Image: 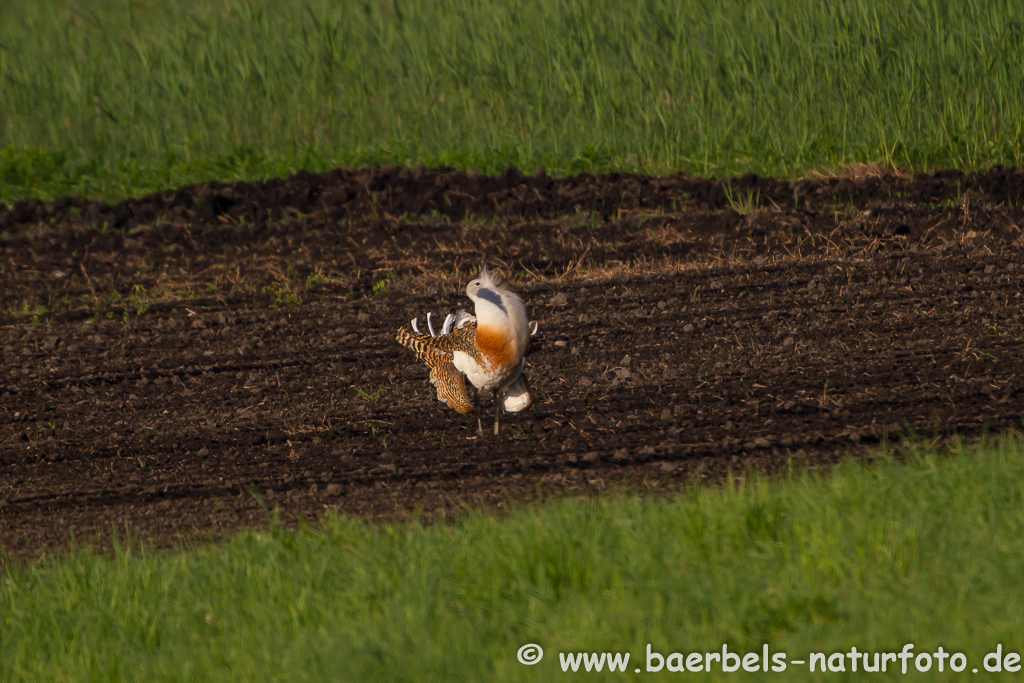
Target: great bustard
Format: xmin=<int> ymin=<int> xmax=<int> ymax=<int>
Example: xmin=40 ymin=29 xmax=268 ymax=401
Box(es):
xmin=396 ymin=269 xmax=537 ymax=436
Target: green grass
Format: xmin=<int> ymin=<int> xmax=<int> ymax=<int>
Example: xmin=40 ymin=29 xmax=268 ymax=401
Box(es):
xmin=4 ymin=435 xmax=1024 ymax=680
xmin=2 ymin=0 xmax=1024 ymax=202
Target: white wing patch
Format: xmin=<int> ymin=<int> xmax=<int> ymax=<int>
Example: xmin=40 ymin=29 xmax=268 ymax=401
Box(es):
xmin=499 ymin=374 xmax=531 ymax=413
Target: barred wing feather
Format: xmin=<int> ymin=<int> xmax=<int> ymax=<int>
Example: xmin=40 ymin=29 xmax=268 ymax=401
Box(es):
xmin=428 ymin=359 xmax=474 ymax=414
xmin=396 ymin=324 xmax=478 ymax=414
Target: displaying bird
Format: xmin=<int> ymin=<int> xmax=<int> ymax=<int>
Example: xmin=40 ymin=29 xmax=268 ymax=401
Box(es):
xmin=396 ymin=268 xmax=537 ymax=436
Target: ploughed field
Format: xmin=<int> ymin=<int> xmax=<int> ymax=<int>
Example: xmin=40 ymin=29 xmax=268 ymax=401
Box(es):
xmin=2 ymin=166 xmax=1023 ymax=554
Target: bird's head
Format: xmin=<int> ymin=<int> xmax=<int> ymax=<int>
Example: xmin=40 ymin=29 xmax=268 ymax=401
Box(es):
xmin=466 ymin=267 xmax=505 ymax=306
xmin=466 ymin=277 xmax=485 ymax=299
xmin=464 ymin=268 xmax=499 ymax=296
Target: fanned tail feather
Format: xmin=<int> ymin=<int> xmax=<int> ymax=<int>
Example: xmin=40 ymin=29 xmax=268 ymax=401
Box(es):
xmin=409 ymin=310 xmax=476 ymax=339
xmin=450 ymin=310 xmax=476 ymax=331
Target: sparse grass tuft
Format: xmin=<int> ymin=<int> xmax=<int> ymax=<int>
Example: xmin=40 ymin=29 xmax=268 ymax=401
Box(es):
xmin=354 ymin=385 xmax=384 ymax=402
xmin=263 ymin=281 xmax=302 ymax=307
xmin=372 ymin=273 xmax=395 ymax=295
xmin=305 ymin=273 xmax=328 ymax=287
xmin=722 ymin=185 xmax=761 ymax=215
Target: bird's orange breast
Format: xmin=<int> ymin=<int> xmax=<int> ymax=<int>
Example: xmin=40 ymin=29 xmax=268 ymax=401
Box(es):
xmin=475 ymin=325 xmax=519 ymax=373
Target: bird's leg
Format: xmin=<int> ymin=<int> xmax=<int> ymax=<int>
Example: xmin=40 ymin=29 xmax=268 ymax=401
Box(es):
xmin=489 ymin=387 xmax=501 ymax=436
xmin=475 ymin=389 xmax=484 ymax=438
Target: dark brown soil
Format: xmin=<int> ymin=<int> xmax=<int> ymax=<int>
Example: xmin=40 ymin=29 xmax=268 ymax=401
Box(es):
xmin=2 ymin=166 xmax=1023 ymax=556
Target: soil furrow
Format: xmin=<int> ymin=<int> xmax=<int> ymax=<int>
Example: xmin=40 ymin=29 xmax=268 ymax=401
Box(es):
xmin=2 ymin=166 xmax=1023 ymax=554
